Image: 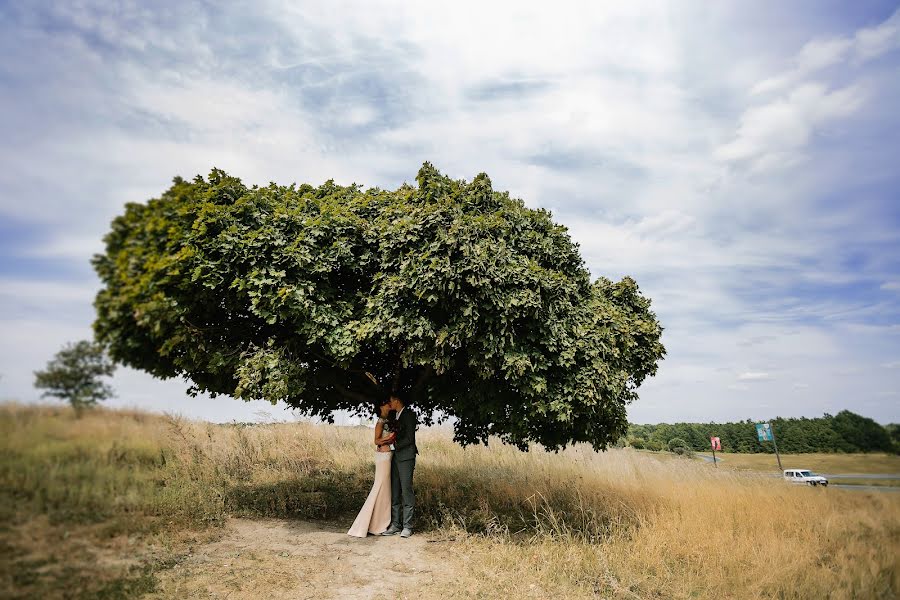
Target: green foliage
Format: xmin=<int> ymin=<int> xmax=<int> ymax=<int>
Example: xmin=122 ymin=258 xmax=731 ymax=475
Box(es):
xmin=645 ymin=439 xmax=664 ymax=452
xmin=830 ymin=411 xmax=894 ymax=453
xmin=667 ymin=437 xmax=689 ymax=452
xmin=33 ymin=341 xmax=115 ymax=415
xmin=91 ymin=164 xmax=665 ymax=450
xmin=666 ymin=436 xmax=695 ymax=457
xmin=886 ymin=424 xmax=900 ymax=453
xmin=628 ymin=410 xmax=895 ymax=454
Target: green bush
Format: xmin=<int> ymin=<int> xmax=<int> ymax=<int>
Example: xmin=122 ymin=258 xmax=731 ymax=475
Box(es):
xmin=672 ymin=446 xmax=695 ymax=458
xmin=667 ymin=438 xmax=689 ymax=452
xmin=645 ymin=440 xmax=664 ymax=452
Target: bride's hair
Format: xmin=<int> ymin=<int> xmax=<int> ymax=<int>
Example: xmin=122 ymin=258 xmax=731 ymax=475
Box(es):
xmin=371 ymin=402 xmax=384 ymax=417
xmin=372 ymin=390 xmax=394 ymax=416
xmin=385 ymin=409 xmax=399 ymax=432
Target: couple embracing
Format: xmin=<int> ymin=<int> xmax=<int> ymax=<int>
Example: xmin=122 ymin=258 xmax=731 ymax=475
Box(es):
xmin=347 ymin=392 xmax=418 ymax=539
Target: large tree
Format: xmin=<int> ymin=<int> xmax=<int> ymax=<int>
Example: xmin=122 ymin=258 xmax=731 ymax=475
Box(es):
xmin=92 ymin=163 xmax=664 ymax=449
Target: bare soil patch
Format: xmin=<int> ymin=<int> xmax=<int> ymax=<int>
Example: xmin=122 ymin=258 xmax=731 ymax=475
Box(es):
xmin=147 ymin=518 xmax=457 ymax=599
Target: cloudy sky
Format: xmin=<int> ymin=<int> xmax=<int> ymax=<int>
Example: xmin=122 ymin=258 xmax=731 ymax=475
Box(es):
xmin=1 ymin=1 xmax=899 ymax=425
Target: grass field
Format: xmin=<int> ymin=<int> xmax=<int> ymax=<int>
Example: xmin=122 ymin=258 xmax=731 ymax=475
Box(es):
xmin=2 ymin=402 xmax=899 ymax=599
xmin=697 ymin=451 xmax=900 ymax=475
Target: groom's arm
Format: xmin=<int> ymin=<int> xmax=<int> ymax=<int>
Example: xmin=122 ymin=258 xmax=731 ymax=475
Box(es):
xmin=393 ymin=409 xmax=417 ymax=451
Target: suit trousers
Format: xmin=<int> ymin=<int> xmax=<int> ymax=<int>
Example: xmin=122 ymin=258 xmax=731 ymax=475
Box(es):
xmin=390 ymin=457 xmax=415 ymax=530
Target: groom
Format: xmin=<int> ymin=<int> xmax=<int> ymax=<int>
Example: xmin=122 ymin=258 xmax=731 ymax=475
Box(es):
xmin=382 ymin=392 xmax=417 ymax=538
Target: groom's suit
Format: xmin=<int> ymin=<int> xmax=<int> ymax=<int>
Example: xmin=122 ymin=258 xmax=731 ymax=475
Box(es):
xmin=390 ymin=406 xmax=418 ymax=530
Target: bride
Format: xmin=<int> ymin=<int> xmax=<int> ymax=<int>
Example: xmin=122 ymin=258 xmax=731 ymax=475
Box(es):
xmin=347 ymin=398 xmax=397 ymax=537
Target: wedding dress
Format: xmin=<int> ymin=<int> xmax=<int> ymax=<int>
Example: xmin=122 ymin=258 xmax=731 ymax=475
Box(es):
xmin=347 ymin=420 xmax=393 ymax=537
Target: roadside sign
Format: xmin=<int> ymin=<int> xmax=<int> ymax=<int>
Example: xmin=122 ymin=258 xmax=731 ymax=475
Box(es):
xmin=709 ymin=436 xmax=721 ymax=467
xmin=756 ymin=422 xmax=783 ymax=471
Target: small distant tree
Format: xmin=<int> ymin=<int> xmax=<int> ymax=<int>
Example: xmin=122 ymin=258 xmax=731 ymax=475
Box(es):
xmin=34 ymin=340 xmax=116 ymax=416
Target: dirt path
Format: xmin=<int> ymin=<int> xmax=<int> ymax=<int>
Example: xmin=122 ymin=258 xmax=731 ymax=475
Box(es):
xmin=147 ymin=518 xmax=458 ymax=599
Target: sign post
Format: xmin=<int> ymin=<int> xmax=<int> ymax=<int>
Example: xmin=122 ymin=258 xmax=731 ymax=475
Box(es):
xmin=756 ymin=422 xmax=783 ymax=471
xmin=709 ymin=436 xmax=721 ymax=467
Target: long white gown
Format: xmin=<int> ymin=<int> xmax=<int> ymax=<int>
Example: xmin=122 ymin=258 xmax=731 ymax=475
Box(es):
xmin=347 ymin=423 xmax=393 ymax=537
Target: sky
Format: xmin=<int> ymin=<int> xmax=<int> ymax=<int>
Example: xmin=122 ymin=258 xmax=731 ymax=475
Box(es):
xmin=1 ymin=1 xmax=899 ymax=425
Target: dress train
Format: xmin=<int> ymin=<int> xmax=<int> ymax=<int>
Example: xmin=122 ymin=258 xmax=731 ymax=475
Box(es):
xmin=347 ymin=451 xmax=393 ymax=537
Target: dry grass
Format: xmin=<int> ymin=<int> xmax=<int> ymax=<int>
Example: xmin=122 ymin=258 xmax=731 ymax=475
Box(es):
xmin=2 ymin=402 xmax=898 ymax=599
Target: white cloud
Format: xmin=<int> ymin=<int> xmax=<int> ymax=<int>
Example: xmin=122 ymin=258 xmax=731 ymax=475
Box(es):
xmin=720 ymin=9 xmax=900 ymax=172
xmin=843 ymin=323 xmax=900 ymax=335
xmin=1 ymin=1 xmax=899 ymax=426
xmin=752 ymin=8 xmax=900 ymax=94
xmin=716 ymin=83 xmax=864 ymax=169
xmin=0 ymin=278 xmax=98 ymax=305
xmin=854 ymin=8 xmax=900 ymax=61
xmin=18 ymin=236 xmax=105 ymax=262
xmin=737 ymin=372 xmax=772 ymax=381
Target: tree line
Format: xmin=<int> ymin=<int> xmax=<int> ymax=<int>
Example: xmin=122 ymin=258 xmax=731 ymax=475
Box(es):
xmin=627 ymin=410 xmax=899 ymax=454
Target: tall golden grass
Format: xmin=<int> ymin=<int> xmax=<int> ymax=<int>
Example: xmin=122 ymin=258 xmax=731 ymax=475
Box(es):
xmin=2 ymin=402 xmax=898 ymax=599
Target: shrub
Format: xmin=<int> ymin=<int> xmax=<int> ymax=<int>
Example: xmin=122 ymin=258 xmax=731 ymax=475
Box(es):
xmin=667 ymin=437 xmax=689 ymax=452
xmin=645 ymin=440 xmax=664 ymax=452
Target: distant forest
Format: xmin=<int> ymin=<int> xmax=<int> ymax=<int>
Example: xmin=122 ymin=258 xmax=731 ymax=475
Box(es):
xmin=627 ymin=411 xmax=899 ymax=454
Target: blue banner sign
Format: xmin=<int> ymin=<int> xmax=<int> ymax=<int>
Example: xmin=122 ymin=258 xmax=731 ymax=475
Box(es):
xmin=756 ymin=422 xmax=774 ymax=442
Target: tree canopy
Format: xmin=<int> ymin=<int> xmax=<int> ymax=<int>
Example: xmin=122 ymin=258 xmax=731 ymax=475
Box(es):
xmin=92 ymin=163 xmax=665 ymax=449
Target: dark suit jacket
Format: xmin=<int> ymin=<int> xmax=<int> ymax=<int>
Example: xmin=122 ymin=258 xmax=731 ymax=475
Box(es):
xmin=393 ymin=406 xmax=418 ymax=462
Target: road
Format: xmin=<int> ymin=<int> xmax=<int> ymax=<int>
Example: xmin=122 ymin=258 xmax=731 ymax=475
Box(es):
xmin=819 ymin=473 xmax=900 ymax=479
xmin=830 ymin=484 xmax=900 ymax=492
xmin=693 ymin=455 xmax=900 ymax=492
xmin=697 ymin=454 xmax=722 ymax=463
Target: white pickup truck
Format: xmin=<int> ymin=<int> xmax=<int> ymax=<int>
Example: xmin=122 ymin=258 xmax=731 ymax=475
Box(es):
xmin=783 ymin=469 xmax=829 ymax=487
